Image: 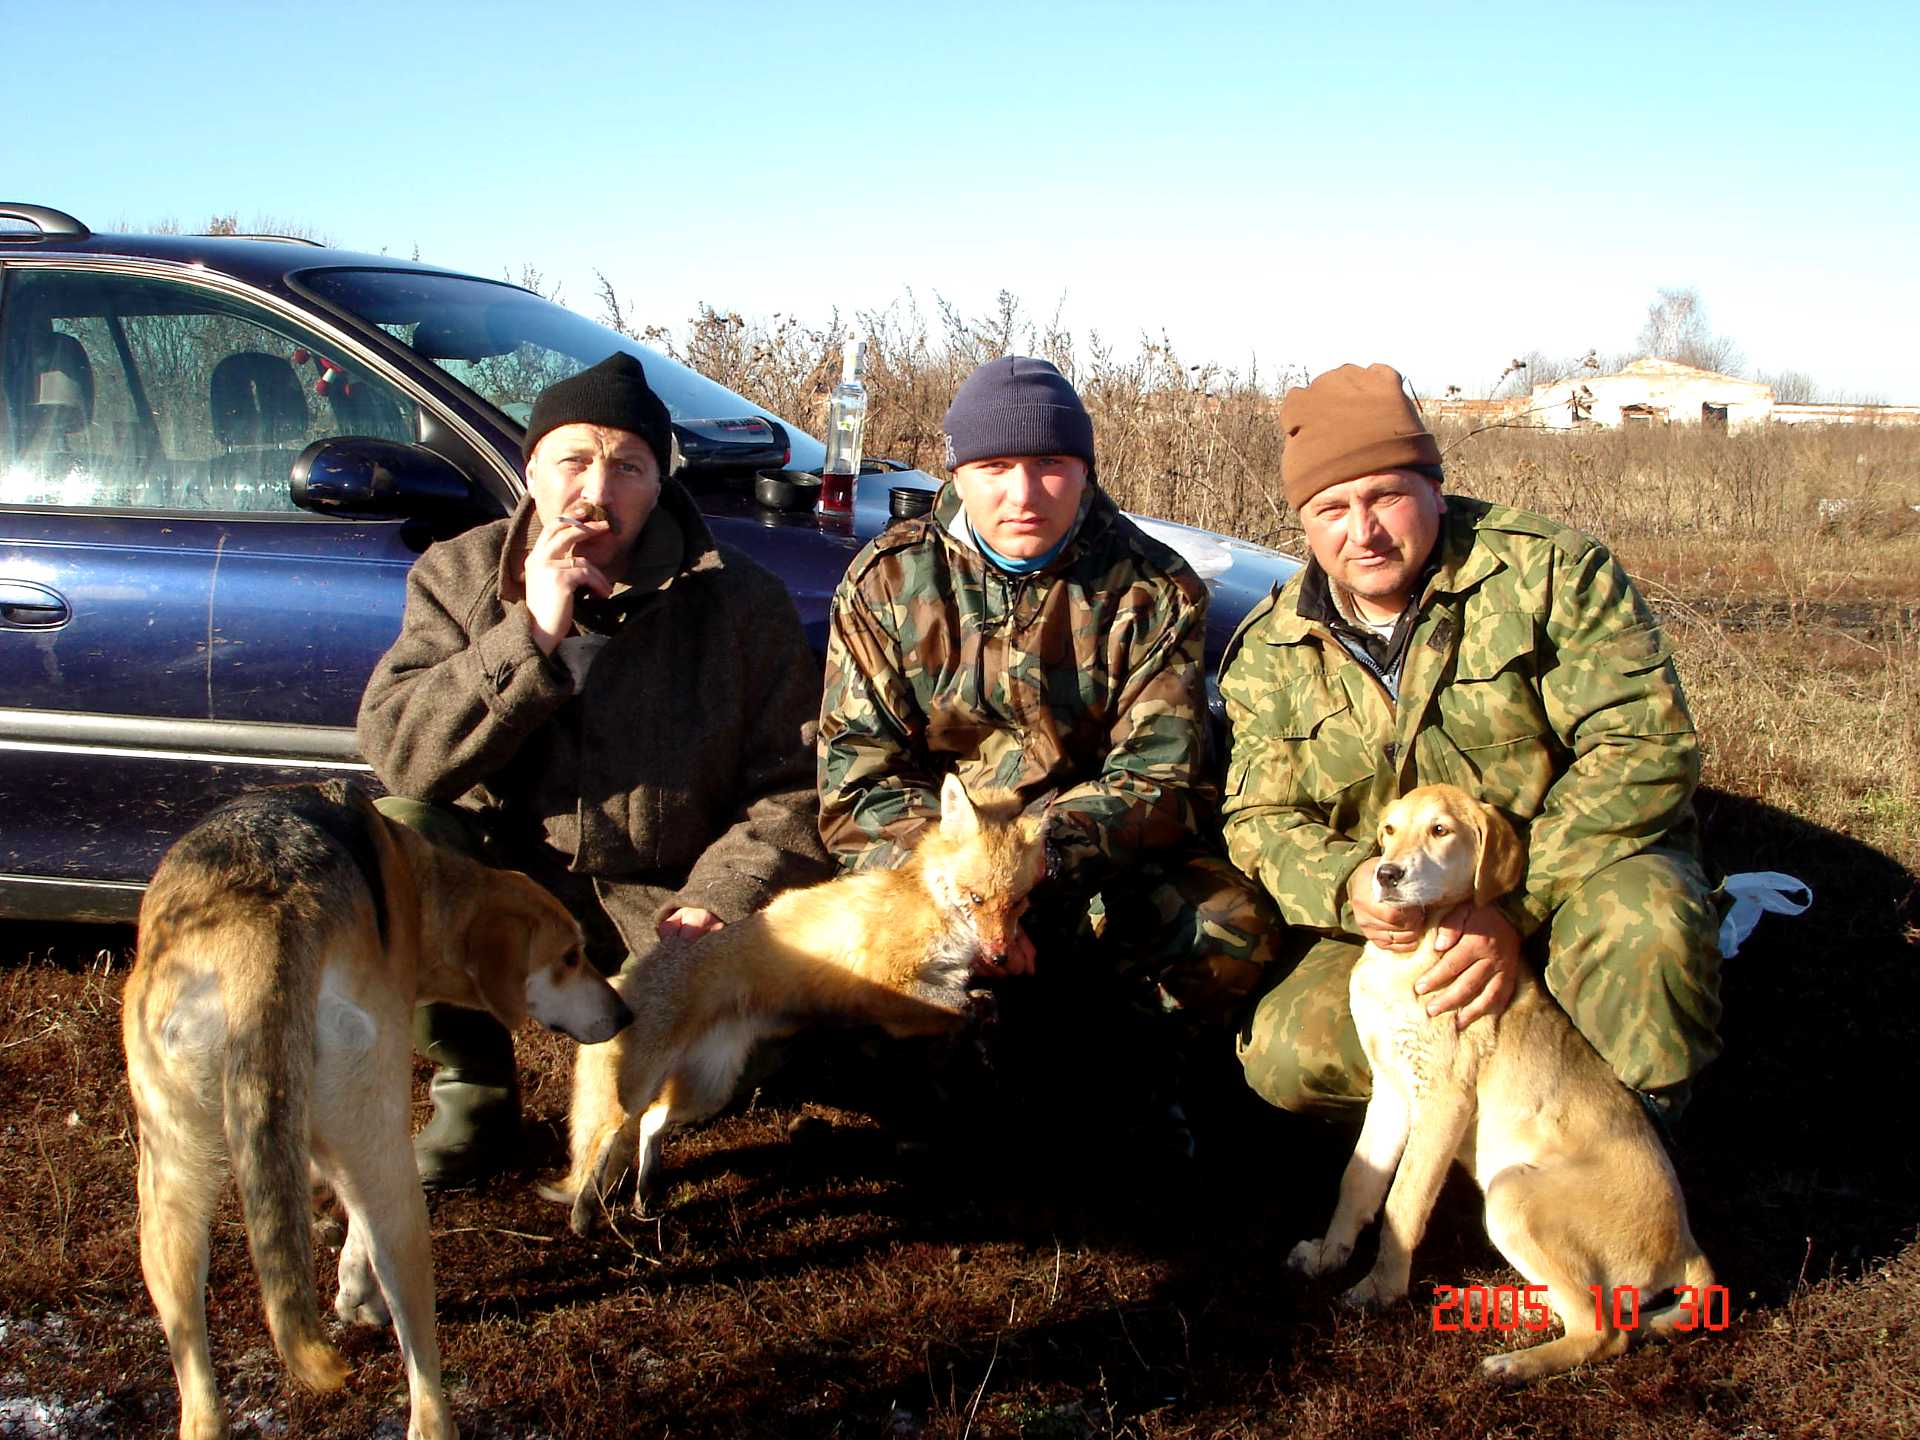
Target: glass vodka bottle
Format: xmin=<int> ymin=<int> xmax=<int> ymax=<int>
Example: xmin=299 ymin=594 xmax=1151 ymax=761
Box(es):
xmin=817 ymin=333 xmax=867 ymax=516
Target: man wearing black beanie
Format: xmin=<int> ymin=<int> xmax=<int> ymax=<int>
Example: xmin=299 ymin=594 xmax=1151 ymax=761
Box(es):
xmin=817 ymin=356 xmax=1279 ymax=1156
xmin=358 ymin=352 xmax=828 ymax=1186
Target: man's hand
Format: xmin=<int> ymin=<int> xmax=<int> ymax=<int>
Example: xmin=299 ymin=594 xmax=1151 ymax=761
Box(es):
xmin=1348 ymin=858 xmax=1425 ymax=952
xmin=524 ymin=514 xmax=615 ymax=654
xmin=1416 ymin=902 xmax=1522 ymax=1030
xmin=658 ymin=907 xmax=725 ymax=942
xmin=975 ymin=921 xmax=1036 ymax=978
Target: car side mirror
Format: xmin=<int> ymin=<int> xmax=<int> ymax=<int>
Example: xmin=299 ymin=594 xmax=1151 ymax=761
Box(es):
xmin=291 ymin=437 xmax=476 ymax=518
xmin=673 ymin=417 xmax=789 ymax=481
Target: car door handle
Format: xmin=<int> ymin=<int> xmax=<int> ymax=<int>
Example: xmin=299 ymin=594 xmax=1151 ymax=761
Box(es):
xmin=0 ymin=580 xmax=71 ymax=629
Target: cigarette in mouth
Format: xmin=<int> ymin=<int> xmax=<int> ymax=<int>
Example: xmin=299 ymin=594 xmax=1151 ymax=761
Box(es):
xmin=556 ymin=501 xmax=608 ymax=530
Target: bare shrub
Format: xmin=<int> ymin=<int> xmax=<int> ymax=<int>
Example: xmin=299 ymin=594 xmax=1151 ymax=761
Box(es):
xmin=1436 ymin=420 xmax=1920 ymax=547
xmin=620 ymin=288 xmax=1304 ymax=546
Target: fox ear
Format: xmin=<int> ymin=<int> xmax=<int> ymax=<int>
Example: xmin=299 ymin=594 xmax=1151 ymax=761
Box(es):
xmin=938 ymin=772 xmax=979 ymax=839
xmin=467 ymin=910 xmax=531 ymax=1030
xmin=1020 ymin=813 xmax=1049 ymax=850
xmin=1471 ymin=801 xmax=1525 ymax=907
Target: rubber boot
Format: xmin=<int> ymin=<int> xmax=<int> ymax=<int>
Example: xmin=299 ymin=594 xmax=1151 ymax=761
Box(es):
xmin=413 ymin=1002 xmax=522 ymax=1190
xmin=1638 ymin=1080 xmax=1693 ymax=1153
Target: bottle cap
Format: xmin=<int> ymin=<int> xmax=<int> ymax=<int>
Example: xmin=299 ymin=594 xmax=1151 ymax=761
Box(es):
xmin=842 ymin=333 xmax=866 ymax=383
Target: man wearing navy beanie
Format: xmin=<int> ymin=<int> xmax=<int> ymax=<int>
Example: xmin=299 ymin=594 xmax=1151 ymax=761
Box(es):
xmin=818 ymin=355 xmax=1279 ymax=1156
xmin=942 ymin=356 xmax=1098 ymax=474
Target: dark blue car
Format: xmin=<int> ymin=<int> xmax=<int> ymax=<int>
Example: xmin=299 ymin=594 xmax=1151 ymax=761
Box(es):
xmin=0 ymin=203 xmax=1298 ymax=922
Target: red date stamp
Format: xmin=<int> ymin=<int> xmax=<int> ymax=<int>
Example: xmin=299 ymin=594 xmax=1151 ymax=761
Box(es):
xmin=1431 ymin=1283 xmax=1731 ymax=1332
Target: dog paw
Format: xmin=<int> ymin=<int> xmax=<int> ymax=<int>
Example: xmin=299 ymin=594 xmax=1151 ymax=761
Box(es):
xmin=1338 ymin=1271 xmax=1405 ymax=1312
xmin=334 ymin=1287 xmax=390 ymax=1329
xmin=334 ymin=1246 xmax=389 ymax=1327
xmin=568 ymin=1192 xmax=600 ymax=1239
xmin=1287 ymin=1237 xmax=1351 ymax=1277
xmin=1478 ymin=1351 xmax=1529 ymax=1385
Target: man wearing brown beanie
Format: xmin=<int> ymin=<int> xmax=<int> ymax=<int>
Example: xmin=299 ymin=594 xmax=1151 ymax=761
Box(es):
xmin=1219 ymin=363 xmax=1720 ymax=1124
xmin=358 ymin=352 xmax=827 ymax=1186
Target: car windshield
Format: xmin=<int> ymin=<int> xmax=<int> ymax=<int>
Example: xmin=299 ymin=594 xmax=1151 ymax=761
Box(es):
xmin=296 ymin=268 xmax=826 ymax=470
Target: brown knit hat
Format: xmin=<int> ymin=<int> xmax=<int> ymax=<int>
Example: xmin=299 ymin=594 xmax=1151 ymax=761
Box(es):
xmin=1279 ymin=363 xmax=1441 ymax=510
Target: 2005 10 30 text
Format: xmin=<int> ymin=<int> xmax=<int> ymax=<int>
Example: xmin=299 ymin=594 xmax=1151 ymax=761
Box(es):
xmin=1431 ymin=1283 xmax=1731 ymax=1331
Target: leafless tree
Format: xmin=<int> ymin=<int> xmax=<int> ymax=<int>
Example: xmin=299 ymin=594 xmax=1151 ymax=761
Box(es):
xmin=1756 ymin=369 xmax=1821 ymax=403
xmin=1637 ymin=287 xmax=1744 ymax=375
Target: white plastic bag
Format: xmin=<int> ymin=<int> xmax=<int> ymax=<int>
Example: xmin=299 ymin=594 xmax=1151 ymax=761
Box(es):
xmin=1716 ymin=871 xmax=1812 ymax=957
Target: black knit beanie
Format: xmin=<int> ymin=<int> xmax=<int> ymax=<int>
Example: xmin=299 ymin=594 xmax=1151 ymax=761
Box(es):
xmin=942 ymin=356 xmax=1096 ymax=476
xmin=521 ymin=352 xmax=673 ymax=471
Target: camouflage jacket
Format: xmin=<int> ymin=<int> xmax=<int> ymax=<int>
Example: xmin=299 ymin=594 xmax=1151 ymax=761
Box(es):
xmin=819 ymin=482 xmax=1211 ymax=889
xmin=1219 ymin=496 xmax=1700 ymax=940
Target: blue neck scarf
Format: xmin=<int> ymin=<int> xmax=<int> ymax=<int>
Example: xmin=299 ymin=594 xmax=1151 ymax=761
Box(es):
xmin=969 ymin=518 xmax=1076 ymax=575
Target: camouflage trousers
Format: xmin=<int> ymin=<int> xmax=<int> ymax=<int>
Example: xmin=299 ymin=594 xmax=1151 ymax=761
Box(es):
xmin=1061 ymin=851 xmax=1282 ymax=1028
xmin=1237 ymin=847 xmax=1723 ymax=1119
xmin=948 ymin=849 xmax=1281 ymax=1135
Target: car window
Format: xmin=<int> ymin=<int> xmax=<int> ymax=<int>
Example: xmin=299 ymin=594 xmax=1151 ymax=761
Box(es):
xmin=0 ymin=269 xmax=418 ymax=512
xmin=296 ymin=267 xmax=829 ymax=471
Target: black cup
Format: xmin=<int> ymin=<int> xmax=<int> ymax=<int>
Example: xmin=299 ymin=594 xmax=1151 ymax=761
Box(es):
xmin=889 ymin=486 xmax=936 ymax=520
xmin=754 ymin=470 xmax=822 ymax=512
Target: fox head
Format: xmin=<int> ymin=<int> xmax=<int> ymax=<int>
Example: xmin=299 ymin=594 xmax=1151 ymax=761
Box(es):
xmin=915 ymin=772 xmax=1050 ymax=968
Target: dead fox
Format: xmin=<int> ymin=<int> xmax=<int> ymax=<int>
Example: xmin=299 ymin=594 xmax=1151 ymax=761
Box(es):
xmin=547 ymin=773 xmax=1047 ymax=1235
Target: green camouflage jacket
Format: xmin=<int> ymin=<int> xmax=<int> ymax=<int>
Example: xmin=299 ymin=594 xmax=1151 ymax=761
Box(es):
xmin=1219 ymin=496 xmax=1700 ymax=940
xmin=819 ymin=482 xmax=1211 ymax=888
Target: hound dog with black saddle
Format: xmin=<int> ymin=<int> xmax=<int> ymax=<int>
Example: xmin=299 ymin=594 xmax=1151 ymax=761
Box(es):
xmin=124 ymin=779 xmax=630 ymax=1440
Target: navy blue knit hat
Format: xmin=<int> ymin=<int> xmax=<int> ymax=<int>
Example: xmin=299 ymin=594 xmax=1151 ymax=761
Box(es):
xmin=522 ymin=352 xmax=673 ymax=472
xmin=942 ymin=357 xmax=1096 ymax=476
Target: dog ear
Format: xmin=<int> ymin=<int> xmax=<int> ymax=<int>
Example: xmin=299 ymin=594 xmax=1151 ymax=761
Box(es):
xmin=938 ymin=772 xmax=979 ymax=839
xmin=466 ymin=910 xmax=532 ymax=1030
xmin=1471 ymin=801 xmax=1526 ymax=907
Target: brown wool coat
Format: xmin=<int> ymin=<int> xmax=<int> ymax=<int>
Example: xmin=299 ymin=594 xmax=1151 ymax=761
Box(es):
xmin=357 ymin=483 xmax=828 ymax=956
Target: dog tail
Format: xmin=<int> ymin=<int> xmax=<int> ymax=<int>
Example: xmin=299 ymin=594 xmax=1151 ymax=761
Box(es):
xmin=221 ymin=913 xmax=350 ymax=1394
xmin=1682 ymin=1250 xmax=1716 ymax=1295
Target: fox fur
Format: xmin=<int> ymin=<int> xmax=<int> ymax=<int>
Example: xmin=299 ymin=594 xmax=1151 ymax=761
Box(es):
xmin=549 ymin=772 xmax=1048 ymax=1235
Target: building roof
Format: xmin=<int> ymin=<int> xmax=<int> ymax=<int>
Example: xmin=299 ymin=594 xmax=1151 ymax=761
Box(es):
xmin=1529 ymin=356 xmax=1770 ymax=399
xmin=1610 ymin=356 xmax=1760 ymax=386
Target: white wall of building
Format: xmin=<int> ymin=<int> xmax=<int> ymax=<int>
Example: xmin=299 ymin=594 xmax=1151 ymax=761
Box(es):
xmin=1526 ymin=358 xmax=1773 ymax=431
xmin=1772 ymin=402 xmax=1920 ymax=427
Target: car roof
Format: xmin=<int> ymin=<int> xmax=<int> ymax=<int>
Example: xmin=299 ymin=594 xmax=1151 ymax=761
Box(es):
xmin=0 ymin=226 xmax=477 ymax=291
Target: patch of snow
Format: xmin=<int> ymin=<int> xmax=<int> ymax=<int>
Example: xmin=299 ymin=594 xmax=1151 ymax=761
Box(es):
xmin=0 ymin=1391 xmax=112 ymax=1438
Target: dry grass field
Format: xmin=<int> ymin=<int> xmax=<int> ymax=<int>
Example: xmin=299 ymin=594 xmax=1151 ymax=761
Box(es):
xmin=2 ymin=311 xmax=1917 ymax=1437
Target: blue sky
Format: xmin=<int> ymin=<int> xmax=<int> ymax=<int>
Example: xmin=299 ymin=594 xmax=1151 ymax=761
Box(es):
xmin=8 ymin=0 xmax=1917 ymax=399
